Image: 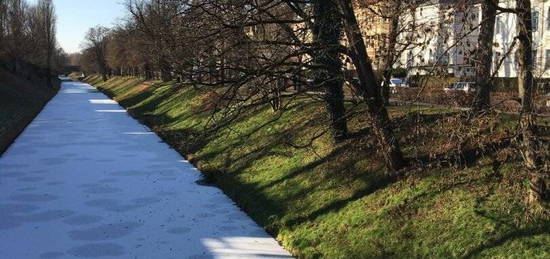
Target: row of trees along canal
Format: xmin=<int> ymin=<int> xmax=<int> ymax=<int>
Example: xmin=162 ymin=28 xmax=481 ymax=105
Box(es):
xmin=0 ymin=0 xmax=67 ymax=87
xmin=76 ymin=0 xmax=548 ymax=206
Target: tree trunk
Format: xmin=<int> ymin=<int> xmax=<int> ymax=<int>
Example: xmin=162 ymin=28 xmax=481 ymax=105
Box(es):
xmin=144 ymin=64 xmax=152 ymax=80
xmin=101 ymin=67 xmax=108 ymax=81
xmin=160 ymin=58 xmax=172 ymax=82
xmin=473 ymin=0 xmax=497 ymax=111
xmin=380 ymin=1 xmax=401 ymax=106
xmin=161 ymin=70 xmax=172 ymax=81
xmin=312 ymin=0 xmax=348 ymax=142
xmin=338 ymin=0 xmax=405 ymax=174
xmin=516 ymin=0 xmax=546 ymax=204
xmin=97 ymin=54 xmax=108 ymax=81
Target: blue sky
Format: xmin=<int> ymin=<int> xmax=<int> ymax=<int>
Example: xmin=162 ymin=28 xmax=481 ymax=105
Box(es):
xmin=30 ymin=0 xmax=127 ymax=53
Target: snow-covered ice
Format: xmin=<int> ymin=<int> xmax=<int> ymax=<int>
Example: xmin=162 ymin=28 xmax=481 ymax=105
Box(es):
xmin=0 ymin=81 xmax=293 ymax=259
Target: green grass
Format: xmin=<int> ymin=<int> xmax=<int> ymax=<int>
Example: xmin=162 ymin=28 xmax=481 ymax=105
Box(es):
xmin=0 ymin=69 xmax=57 ymax=154
xmin=88 ymin=75 xmax=549 ymax=259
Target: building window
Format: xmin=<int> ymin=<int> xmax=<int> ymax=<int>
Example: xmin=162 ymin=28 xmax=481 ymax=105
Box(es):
xmin=441 ymin=52 xmax=449 ymax=65
xmin=533 ymin=11 xmax=539 ymax=32
xmin=545 ymin=50 xmax=550 ymax=69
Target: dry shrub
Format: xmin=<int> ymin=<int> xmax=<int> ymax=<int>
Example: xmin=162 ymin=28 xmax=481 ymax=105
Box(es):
xmin=492 ymin=92 xmax=521 ymax=113
xmin=393 ymin=87 xmax=474 ymax=106
xmin=535 ymin=94 xmax=550 ymax=115
xmin=394 ymin=88 xmax=549 ymax=115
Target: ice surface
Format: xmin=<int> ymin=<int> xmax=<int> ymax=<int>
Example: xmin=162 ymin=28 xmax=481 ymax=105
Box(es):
xmin=0 ymin=81 xmax=292 ymax=259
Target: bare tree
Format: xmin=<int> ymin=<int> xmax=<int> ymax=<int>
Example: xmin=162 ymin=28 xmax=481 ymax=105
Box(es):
xmin=514 ymin=0 xmax=545 ymax=205
xmin=379 ymin=0 xmax=404 ymax=105
xmin=126 ymin=0 xmax=189 ymax=81
xmin=312 ymin=0 xmax=348 ymax=141
xmin=32 ymin=0 xmax=56 ymax=88
xmin=0 ymin=0 xmax=65 ymax=85
xmin=3 ymin=0 xmax=29 ymax=73
xmin=75 ymin=0 xmax=407 ymax=173
xmin=338 ymin=0 xmax=405 ymax=173
xmin=473 ymin=0 xmax=497 ymax=111
xmin=83 ymin=26 xmax=110 ymax=81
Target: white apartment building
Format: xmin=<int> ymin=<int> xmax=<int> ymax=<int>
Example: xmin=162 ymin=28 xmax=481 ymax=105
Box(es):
xmin=398 ymin=0 xmax=550 ymax=79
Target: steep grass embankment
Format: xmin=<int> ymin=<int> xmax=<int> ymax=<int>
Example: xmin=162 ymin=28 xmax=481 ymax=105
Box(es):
xmin=0 ymin=69 xmax=58 ymax=155
xmin=86 ymin=75 xmax=549 ymax=259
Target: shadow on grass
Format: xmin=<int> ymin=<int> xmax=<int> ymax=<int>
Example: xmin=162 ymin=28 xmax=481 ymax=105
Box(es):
xmin=196 ymin=101 xmax=320 ymax=163
xmin=284 ymin=174 xmax=394 ymax=227
xmin=120 ymin=89 xmax=154 ymax=108
xmin=256 ymin=145 xmax=350 ymax=191
xmin=121 ymin=82 xmax=179 ymax=111
xmin=213 ymin=110 xmax=510 ymax=230
xmin=411 ymin=137 xmax=511 ymax=169
xmin=461 ymin=223 xmax=550 ymax=259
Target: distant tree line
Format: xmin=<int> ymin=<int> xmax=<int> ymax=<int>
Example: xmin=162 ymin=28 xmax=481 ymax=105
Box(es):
xmin=77 ymin=0 xmax=547 ymax=204
xmin=0 ymin=0 xmax=65 ymax=87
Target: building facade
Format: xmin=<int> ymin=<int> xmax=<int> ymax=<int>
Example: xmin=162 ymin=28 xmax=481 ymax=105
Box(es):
xmin=389 ymin=0 xmax=550 ymax=79
xmin=353 ymin=0 xmax=392 ymax=70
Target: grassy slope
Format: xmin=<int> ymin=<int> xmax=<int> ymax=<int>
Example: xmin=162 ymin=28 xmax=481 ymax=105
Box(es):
xmin=87 ymin=75 xmax=549 ymax=259
xmin=0 ymin=69 xmax=57 ymax=155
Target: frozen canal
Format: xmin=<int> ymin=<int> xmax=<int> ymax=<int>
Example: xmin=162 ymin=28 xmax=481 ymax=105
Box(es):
xmin=0 ymin=81 xmax=292 ymax=259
